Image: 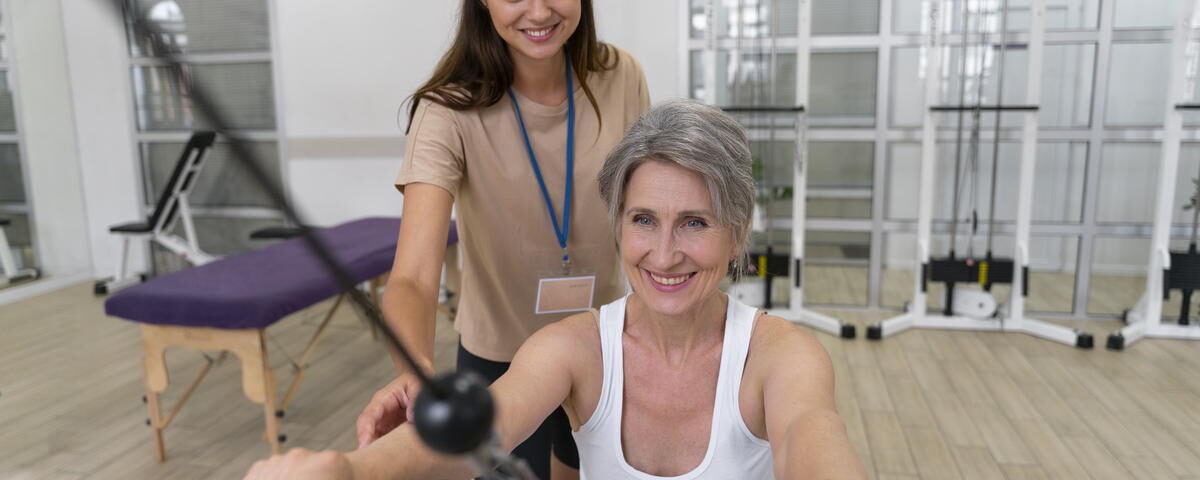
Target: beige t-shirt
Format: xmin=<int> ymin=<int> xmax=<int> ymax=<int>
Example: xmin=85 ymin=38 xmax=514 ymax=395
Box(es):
xmin=396 ymin=48 xmax=650 ymax=362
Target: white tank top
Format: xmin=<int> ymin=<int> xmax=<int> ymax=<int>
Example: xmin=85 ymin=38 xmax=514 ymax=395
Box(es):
xmin=572 ymin=295 xmax=775 ymax=480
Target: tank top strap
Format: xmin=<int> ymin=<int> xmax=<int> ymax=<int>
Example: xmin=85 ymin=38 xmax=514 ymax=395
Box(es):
xmin=719 ymin=297 xmax=768 ymax=443
xmin=721 ymin=297 xmax=759 ymax=388
xmin=578 ymin=294 xmax=628 ymax=433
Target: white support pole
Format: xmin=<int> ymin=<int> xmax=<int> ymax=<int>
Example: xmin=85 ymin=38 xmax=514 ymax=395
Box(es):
xmin=703 ymin=0 xmax=718 ymax=106
xmin=1110 ymin=0 xmax=1200 ymax=350
xmin=1145 ymin=3 xmax=1194 ymax=330
xmin=178 ymin=196 xmax=201 ymax=256
xmin=705 ymin=0 xmax=851 ymax=338
xmin=0 ymin=225 xmax=17 ymax=283
xmin=790 ymin=0 xmax=811 ymax=310
xmin=95 ymin=232 xmax=149 ymax=295
xmin=116 ymin=235 xmax=131 ymax=280
xmin=870 ymin=0 xmax=945 ymax=340
xmin=146 ymin=196 xmax=217 ymax=267
xmin=779 ymin=0 xmax=851 ymax=338
xmin=1009 ymin=0 xmax=1046 ymax=326
xmin=913 ymin=0 xmax=945 ymax=320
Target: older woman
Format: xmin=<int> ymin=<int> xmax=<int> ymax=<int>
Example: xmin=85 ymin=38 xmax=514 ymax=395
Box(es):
xmin=244 ymin=100 xmax=866 ymax=480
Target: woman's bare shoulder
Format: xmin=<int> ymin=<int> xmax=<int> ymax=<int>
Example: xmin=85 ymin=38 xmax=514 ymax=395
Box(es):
xmin=523 ymin=311 xmax=602 ymax=360
xmin=748 ymin=314 xmax=832 ymax=369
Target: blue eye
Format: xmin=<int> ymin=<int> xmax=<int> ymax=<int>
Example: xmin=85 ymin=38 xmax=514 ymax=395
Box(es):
xmin=633 ymin=215 xmax=653 ymax=226
xmin=684 ymin=218 xmax=708 ymax=228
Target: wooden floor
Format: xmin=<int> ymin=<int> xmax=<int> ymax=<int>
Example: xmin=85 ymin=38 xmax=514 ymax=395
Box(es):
xmin=2 ymin=282 xmax=1199 ymax=479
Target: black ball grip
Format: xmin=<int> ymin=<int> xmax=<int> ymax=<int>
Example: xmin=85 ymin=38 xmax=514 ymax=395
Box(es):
xmin=412 ymin=372 xmax=495 ymax=455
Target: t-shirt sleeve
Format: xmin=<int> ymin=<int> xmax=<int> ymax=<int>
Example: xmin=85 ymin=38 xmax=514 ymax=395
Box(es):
xmin=394 ymin=99 xmax=466 ymax=197
xmin=621 ymin=49 xmax=652 ymax=124
xmin=633 ymin=58 xmax=651 ymax=113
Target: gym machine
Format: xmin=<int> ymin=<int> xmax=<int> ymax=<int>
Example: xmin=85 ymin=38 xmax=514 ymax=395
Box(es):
xmin=699 ymin=0 xmax=855 ymax=338
xmin=867 ymin=0 xmax=1092 ymax=348
xmin=1107 ymin=0 xmax=1200 ymax=350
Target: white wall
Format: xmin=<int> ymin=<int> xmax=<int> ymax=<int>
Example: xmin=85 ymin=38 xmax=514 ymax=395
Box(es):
xmin=596 ymin=0 xmax=686 ymax=102
xmin=8 ymin=0 xmax=92 ymax=280
xmin=274 ymin=0 xmax=685 ymax=227
xmin=275 ymin=0 xmax=458 ymax=226
xmin=60 ymin=0 xmax=146 ymax=279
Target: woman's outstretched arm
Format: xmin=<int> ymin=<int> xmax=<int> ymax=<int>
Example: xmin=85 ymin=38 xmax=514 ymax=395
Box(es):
xmin=245 ymin=316 xmax=585 ymax=480
xmin=757 ymin=318 xmax=867 ymax=480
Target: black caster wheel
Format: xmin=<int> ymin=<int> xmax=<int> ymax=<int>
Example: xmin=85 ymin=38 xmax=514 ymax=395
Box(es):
xmin=145 ymin=418 xmax=151 ymax=426
xmin=142 ymin=395 xmax=147 ymax=404
xmin=866 ymin=324 xmax=882 ymax=340
xmin=139 ymin=273 xmax=149 ymax=283
xmin=275 ymin=410 xmax=285 ymax=418
xmin=1121 ymin=309 xmax=1129 ymax=324
xmin=93 ymin=281 xmax=108 ymax=296
xmin=840 ymin=324 xmax=856 ymax=339
xmin=1106 ymin=333 xmax=1125 ymax=351
xmin=277 ymin=434 xmax=287 ymax=443
xmin=1075 ymin=333 xmax=1094 ymax=349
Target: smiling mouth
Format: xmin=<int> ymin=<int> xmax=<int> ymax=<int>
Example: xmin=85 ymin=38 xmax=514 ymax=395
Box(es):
xmin=521 ymin=23 xmax=559 ymax=41
xmin=646 ymin=270 xmax=696 ymax=286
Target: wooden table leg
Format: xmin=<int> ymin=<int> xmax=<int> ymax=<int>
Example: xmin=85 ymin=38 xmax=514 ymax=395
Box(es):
xmin=146 ymin=388 xmax=166 ymax=462
xmin=258 ymin=331 xmax=283 ymax=454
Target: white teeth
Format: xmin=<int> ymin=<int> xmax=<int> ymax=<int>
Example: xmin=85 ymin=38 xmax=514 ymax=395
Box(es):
xmin=526 ymin=27 xmax=552 ymax=37
xmin=650 ymin=273 xmax=690 ymax=286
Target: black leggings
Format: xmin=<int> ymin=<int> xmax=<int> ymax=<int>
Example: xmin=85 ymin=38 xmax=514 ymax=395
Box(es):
xmin=456 ymin=342 xmax=579 ymax=480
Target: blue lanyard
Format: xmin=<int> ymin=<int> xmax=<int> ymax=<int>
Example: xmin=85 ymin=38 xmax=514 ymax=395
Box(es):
xmin=509 ymin=54 xmax=575 ymax=269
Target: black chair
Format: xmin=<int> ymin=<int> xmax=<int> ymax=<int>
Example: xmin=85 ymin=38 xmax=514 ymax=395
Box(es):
xmin=95 ymin=131 xmax=218 ymax=295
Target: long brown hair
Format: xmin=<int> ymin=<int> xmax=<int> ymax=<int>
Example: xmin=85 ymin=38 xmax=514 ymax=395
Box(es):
xmin=406 ymin=0 xmax=616 ymax=133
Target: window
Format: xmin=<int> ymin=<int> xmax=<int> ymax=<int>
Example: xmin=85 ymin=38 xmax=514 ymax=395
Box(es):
xmin=683 ymin=0 xmax=1187 ymax=317
xmin=810 ymin=50 xmax=878 ymax=127
xmin=1113 ymin=0 xmax=1183 ymax=30
xmin=809 ymin=141 xmax=874 ymax=220
xmin=886 ymin=141 xmax=1086 ymax=224
xmin=890 ymin=43 xmax=1097 ymax=129
xmin=0 ymin=4 xmax=35 ymax=278
xmin=894 ymin=0 xmax=1101 ymax=34
xmin=131 ymin=63 xmax=276 ymax=131
xmin=125 ymin=0 xmax=284 ymax=274
xmin=813 ymin=0 xmax=879 ymax=36
xmin=1105 ymin=42 xmax=1171 ymax=127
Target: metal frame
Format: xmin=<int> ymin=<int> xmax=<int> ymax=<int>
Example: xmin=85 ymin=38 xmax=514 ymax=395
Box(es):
xmin=867 ymin=0 xmax=1092 ymax=348
xmin=0 ymin=219 xmax=37 ymax=286
xmin=97 ymin=135 xmax=221 ymax=295
xmin=1107 ymin=0 xmax=1200 ymax=350
xmin=679 ymin=0 xmax=1192 ymax=321
xmin=133 ymin=131 xmax=285 ymax=221
xmin=266 ymin=0 xmax=293 ymax=207
xmin=700 ymin=0 xmax=855 ymax=338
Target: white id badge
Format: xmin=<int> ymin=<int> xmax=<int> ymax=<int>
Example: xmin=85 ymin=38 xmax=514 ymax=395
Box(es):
xmin=535 ymin=275 xmax=596 ymax=314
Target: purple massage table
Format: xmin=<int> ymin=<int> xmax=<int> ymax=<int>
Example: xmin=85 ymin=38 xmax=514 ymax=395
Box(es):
xmin=104 ymin=217 xmax=457 ymax=461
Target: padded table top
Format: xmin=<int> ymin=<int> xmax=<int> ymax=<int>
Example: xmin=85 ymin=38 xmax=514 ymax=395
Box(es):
xmin=106 ymin=217 xmax=456 ymax=330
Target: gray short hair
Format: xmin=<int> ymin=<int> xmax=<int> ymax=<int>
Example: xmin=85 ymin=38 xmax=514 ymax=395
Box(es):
xmin=597 ymin=99 xmax=756 ymax=279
